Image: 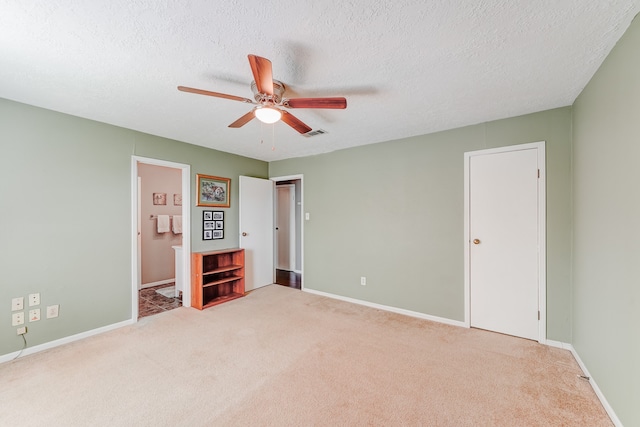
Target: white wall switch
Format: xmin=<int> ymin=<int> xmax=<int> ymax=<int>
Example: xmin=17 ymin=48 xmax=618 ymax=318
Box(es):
xmin=16 ymin=326 xmax=27 ymax=335
xmin=46 ymin=305 xmax=59 ymax=319
xmin=360 ymin=276 xmax=367 ymax=286
xmin=12 ymin=312 xmax=25 ymax=326
xmin=28 ymin=293 xmax=40 ymax=306
xmin=29 ymin=308 xmax=41 ymax=322
xmin=11 ymin=297 xmax=24 ymax=311
xmin=305 ymin=212 xmax=310 ymax=220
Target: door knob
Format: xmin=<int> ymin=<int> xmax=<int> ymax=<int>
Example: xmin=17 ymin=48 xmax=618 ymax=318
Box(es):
xmin=242 ymin=232 xmax=247 ymax=236
xmin=473 ymin=239 xmax=481 ymax=245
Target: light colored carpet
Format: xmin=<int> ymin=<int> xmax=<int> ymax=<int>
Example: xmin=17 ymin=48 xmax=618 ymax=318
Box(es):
xmin=155 ymin=286 xmax=176 ymax=298
xmin=0 ymin=285 xmax=611 ymax=426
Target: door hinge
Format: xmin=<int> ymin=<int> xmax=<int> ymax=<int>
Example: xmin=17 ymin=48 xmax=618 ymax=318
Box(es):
xmin=537 ymin=169 xmax=540 ymax=178
xmin=538 ymin=311 xmax=540 ymax=320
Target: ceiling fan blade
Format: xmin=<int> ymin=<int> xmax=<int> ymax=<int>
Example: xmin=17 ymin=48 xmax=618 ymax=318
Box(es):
xmin=178 ymin=86 xmax=254 ymax=104
xmin=228 ymin=110 xmax=256 ymax=128
xmin=283 ymin=97 xmax=347 ymax=109
xmin=248 ymin=55 xmax=274 ymax=96
xmin=280 ymin=111 xmax=312 ymax=134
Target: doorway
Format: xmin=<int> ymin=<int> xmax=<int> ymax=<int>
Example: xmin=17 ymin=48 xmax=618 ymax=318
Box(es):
xmin=464 ymin=142 xmax=546 ymax=342
xmin=273 ymin=176 xmax=303 ymax=290
xmin=131 ymin=156 xmax=191 ymax=320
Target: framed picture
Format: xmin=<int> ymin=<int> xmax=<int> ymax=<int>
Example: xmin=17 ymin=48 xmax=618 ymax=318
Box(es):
xmin=153 ymin=193 xmax=167 ymax=205
xmin=203 ymin=211 xmax=213 ymax=221
xmin=173 ymin=194 xmax=182 ymax=206
xmin=203 ymin=229 xmax=213 ymax=240
xmin=212 ymin=211 xmax=224 ymax=220
xmin=212 ymin=230 xmax=224 ymax=240
xmin=203 ymin=221 xmax=215 ymax=230
xmin=215 ymin=221 xmax=224 ymax=230
xmin=197 ymin=174 xmax=230 ymax=208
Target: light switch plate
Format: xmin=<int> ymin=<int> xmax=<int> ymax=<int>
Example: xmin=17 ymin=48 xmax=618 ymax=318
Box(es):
xmin=11 ymin=297 xmax=24 ymax=311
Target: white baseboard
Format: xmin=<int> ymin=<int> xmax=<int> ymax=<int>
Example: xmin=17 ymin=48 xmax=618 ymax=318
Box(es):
xmin=302 ymin=288 xmax=466 ymax=328
xmin=0 ymin=318 xmax=136 ymax=364
xmin=545 ymin=340 xmax=622 ymax=427
xmin=141 ymin=278 xmax=175 ymax=289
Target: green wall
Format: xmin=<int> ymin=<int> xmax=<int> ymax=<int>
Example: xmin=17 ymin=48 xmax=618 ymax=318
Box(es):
xmin=0 ymin=98 xmax=268 ymax=356
xmin=572 ymin=15 xmax=640 ymax=427
xmin=270 ymin=107 xmax=573 ymax=341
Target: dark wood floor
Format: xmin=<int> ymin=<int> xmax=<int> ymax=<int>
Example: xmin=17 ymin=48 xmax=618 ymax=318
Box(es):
xmin=275 ymin=269 xmax=301 ymax=289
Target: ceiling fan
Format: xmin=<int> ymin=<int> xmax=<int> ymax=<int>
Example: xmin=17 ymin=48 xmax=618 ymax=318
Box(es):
xmin=178 ymin=54 xmax=347 ymax=134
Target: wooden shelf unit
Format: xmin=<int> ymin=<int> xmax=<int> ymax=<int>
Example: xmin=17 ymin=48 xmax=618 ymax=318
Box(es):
xmin=191 ymin=248 xmax=245 ymax=309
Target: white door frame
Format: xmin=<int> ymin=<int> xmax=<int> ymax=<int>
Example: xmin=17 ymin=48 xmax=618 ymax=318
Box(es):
xmin=276 ymin=184 xmax=296 ymax=270
xmin=463 ymin=141 xmax=546 ymax=343
xmin=130 ymin=156 xmax=192 ymax=320
xmin=271 ymin=174 xmax=304 ymax=289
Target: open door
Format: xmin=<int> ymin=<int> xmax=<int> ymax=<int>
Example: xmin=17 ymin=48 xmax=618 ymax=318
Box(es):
xmin=239 ymin=176 xmax=274 ymax=291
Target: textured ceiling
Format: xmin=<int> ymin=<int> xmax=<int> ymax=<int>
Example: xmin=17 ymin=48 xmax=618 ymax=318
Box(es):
xmin=1 ymin=1 xmax=639 ymax=161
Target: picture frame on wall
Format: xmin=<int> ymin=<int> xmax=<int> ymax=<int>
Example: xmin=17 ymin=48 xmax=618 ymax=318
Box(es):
xmin=203 ymin=229 xmax=213 ymax=240
xmin=203 ymin=211 xmax=213 ymax=221
xmin=212 ymin=230 xmax=224 ymax=240
xmin=215 ymin=221 xmax=224 ymax=230
xmin=203 ymin=221 xmax=215 ymax=230
xmin=212 ymin=211 xmax=224 ymax=220
xmin=173 ymin=194 xmax=182 ymax=206
xmin=153 ymin=193 xmax=167 ymax=205
xmin=197 ymin=174 xmax=230 ymax=208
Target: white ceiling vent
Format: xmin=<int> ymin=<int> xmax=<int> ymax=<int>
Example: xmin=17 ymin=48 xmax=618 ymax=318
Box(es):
xmin=302 ymin=129 xmax=328 ymax=138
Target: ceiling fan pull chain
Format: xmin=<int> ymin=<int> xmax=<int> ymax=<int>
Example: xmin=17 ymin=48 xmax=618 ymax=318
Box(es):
xmin=272 ymin=123 xmax=276 ymax=151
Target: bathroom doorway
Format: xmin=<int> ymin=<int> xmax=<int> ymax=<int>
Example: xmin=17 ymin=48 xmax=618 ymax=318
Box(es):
xmin=131 ymin=156 xmax=191 ymax=320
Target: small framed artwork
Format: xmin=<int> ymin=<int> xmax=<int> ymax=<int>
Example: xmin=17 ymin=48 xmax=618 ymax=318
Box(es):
xmin=203 ymin=229 xmax=213 ymax=240
xmin=197 ymin=174 xmax=230 ymax=208
xmin=212 ymin=230 xmax=224 ymax=240
xmin=212 ymin=211 xmax=224 ymax=220
xmin=153 ymin=193 xmax=167 ymax=205
xmin=203 ymin=221 xmax=215 ymax=230
xmin=203 ymin=211 xmax=213 ymax=221
xmin=173 ymin=194 xmax=182 ymax=206
xmin=215 ymin=221 xmax=224 ymax=230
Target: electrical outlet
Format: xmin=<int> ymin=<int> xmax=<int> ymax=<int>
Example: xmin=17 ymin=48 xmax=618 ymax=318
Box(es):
xmin=12 ymin=312 xmax=25 ymax=326
xmin=360 ymin=276 xmax=367 ymax=286
xmin=11 ymin=297 xmax=24 ymax=311
xmin=16 ymin=326 xmax=27 ymax=335
xmin=46 ymin=305 xmax=59 ymax=319
xmin=29 ymin=308 xmax=41 ymax=322
xmin=28 ymin=293 xmax=40 ymax=306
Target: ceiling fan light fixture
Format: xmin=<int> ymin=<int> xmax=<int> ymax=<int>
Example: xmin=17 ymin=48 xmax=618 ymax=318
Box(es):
xmin=254 ymin=106 xmax=282 ymax=124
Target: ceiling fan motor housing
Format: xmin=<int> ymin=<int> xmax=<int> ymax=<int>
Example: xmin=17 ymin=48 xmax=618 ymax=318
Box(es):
xmin=251 ymin=79 xmax=285 ymax=104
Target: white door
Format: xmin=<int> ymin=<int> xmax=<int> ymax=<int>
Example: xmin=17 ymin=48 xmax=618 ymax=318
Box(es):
xmin=276 ymin=185 xmax=295 ymax=270
xmin=468 ymin=146 xmax=541 ymax=341
xmin=239 ymin=176 xmax=274 ymax=291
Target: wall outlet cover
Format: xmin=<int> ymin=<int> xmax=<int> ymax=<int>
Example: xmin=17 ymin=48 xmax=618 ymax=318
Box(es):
xmin=12 ymin=312 xmax=25 ymax=326
xmin=29 ymin=308 xmax=41 ymax=322
xmin=28 ymin=293 xmax=41 ymax=306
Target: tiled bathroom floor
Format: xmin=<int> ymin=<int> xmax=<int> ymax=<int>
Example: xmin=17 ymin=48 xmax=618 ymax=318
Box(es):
xmin=138 ymin=283 xmax=182 ymax=319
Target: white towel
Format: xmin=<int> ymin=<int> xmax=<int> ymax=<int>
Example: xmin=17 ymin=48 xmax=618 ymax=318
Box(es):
xmin=172 ymin=215 xmax=182 ymax=234
xmin=157 ymin=215 xmax=170 ymax=233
